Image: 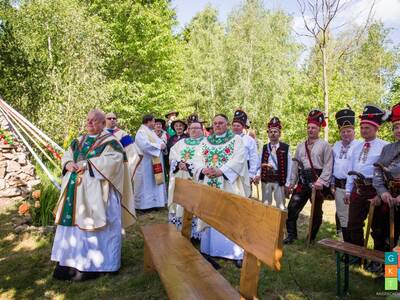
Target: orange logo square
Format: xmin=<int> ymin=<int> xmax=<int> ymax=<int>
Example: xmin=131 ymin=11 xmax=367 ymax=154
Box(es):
xmin=385 ymin=265 xmax=398 ymax=278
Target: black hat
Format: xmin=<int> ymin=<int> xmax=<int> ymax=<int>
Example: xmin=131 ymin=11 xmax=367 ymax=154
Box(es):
xmin=335 ymin=109 xmax=355 ymax=130
xmin=187 ymin=113 xmax=204 ymax=124
xmin=171 ymin=119 xmax=187 ymax=131
xmin=232 ymin=109 xmax=248 ymax=127
xmin=359 ymin=105 xmax=389 ymax=127
xmin=307 ymin=109 xmax=326 ymax=127
xmin=155 ymin=118 xmax=166 ymax=128
xmin=165 ymin=111 xmax=179 ymax=118
xmin=268 ymin=117 xmax=282 ymax=130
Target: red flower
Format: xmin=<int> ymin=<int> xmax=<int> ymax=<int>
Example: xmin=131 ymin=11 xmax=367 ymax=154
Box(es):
xmin=225 ymin=148 xmax=231 ymax=154
xmin=222 ymin=157 xmax=226 ymax=161
xmin=204 ymin=149 xmax=209 ymax=155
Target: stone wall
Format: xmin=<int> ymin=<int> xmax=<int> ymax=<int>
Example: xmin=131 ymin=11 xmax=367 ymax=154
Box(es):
xmin=0 ymin=112 xmax=40 ymax=202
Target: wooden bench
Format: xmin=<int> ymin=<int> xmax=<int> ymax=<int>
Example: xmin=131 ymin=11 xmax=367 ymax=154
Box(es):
xmin=141 ymin=178 xmax=287 ymax=299
xmin=318 ymin=238 xmax=384 ymax=298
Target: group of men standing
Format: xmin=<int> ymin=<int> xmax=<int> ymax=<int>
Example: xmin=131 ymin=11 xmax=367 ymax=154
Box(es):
xmin=50 ymin=101 xmax=400 ymax=280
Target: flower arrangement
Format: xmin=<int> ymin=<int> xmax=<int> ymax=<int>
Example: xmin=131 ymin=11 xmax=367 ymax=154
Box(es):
xmin=0 ymin=128 xmax=14 ymax=145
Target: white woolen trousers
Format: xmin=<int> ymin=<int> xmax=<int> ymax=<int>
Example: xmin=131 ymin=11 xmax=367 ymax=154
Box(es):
xmin=334 ymin=187 xmax=349 ymax=227
xmin=261 ymin=182 xmax=286 ymax=210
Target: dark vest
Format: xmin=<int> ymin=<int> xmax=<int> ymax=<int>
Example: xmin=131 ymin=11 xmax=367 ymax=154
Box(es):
xmin=261 ymin=142 xmax=289 ymax=186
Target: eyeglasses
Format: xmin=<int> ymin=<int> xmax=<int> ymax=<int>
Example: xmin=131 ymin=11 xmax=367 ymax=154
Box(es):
xmin=107 ymin=117 xmax=117 ymax=120
xmin=190 ymin=127 xmax=202 ymax=130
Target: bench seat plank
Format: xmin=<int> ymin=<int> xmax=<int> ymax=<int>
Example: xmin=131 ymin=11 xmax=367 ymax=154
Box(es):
xmin=141 ymin=223 xmax=241 ymax=300
xmin=318 ymin=238 xmax=384 ymax=263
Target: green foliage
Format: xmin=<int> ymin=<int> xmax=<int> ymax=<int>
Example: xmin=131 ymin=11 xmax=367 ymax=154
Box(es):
xmin=30 ymin=165 xmax=60 ymax=227
xmin=85 ymin=0 xmax=184 ymax=131
xmin=0 ymin=0 xmax=399 ymax=148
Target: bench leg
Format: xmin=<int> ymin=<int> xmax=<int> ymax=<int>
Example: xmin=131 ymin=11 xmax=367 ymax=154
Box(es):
xmin=335 ymin=252 xmax=350 ymax=299
xmin=239 ymin=252 xmax=260 ymax=299
xmin=336 ymin=252 xmax=342 ymax=297
xmin=344 ymin=254 xmax=349 ymax=294
xmin=143 ymin=241 xmax=155 ymax=273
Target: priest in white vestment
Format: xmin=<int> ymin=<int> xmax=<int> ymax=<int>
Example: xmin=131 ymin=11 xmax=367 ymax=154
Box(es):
xmin=168 ymin=120 xmax=204 ymax=238
xmin=194 ymin=114 xmax=250 ymax=265
xmin=51 ymin=109 xmax=135 ymax=281
xmin=134 ymin=114 xmax=167 ymax=210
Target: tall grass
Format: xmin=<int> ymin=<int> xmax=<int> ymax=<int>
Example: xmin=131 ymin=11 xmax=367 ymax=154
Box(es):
xmin=31 ymin=165 xmax=60 ymax=227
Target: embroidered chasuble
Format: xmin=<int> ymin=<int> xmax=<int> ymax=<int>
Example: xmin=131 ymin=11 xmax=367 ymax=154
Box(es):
xmin=168 ymin=136 xmax=204 ymax=218
xmin=54 ymin=130 xmax=135 ymax=231
xmin=194 ymin=130 xmax=250 ymax=260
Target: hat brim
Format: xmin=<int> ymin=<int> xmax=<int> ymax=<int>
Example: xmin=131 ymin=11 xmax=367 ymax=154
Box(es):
xmin=171 ymin=120 xmax=187 ymax=131
xmin=165 ymin=111 xmax=179 ymax=118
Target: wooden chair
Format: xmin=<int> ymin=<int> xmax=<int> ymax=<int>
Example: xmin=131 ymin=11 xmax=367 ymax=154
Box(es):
xmin=141 ymin=178 xmax=287 ymax=299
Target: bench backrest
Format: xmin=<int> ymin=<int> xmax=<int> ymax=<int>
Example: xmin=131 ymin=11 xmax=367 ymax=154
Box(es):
xmin=173 ymin=178 xmax=287 ymax=299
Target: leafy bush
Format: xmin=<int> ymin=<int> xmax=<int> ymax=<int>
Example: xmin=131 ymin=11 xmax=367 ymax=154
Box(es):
xmin=30 ymin=166 xmax=60 ymax=227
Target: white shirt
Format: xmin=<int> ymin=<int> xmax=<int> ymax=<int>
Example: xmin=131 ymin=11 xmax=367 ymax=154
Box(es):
xmin=240 ymin=134 xmax=260 ymax=178
xmin=332 ymin=139 xmax=361 ymax=180
xmin=345 ymin=138 xmax=389 ymax=193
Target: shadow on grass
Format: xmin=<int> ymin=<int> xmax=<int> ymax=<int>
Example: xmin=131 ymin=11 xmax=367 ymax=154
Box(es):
xmin=0 ymin=205 xmax=169 ymax=300
xmin=0 ymin=205 xmax=386 ymax=300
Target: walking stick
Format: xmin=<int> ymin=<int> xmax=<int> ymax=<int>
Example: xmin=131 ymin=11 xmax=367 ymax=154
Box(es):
xmin=362 ymin=202 xmax=375 ymax=267
xmin=307 ymin=186 xmax=317 ymax=246
xmin=390 ymin=205 xmax=395 ymax=250
xmin=256 ymin=183 xmax=260 ymax=200
xmin=373 ymin=163 xmax=396 ymax=250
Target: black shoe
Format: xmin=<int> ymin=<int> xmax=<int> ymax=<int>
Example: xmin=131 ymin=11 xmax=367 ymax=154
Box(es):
xmin=201 ymin=254 xmax=221 ymax=270
xmin=190 ymin=237 xmax=200 ymax=246
xmin=71 ymin=270 xmax=102 ymax=281
xmin=234 ymin=259 xmax=242 ymax=269
xmin=283 ymin=236 xmax=297 ymax=245
xmin=53 ymin=263 xmax=76 ymax=281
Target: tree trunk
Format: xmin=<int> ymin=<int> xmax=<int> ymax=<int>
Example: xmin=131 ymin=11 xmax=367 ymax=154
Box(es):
xmin=321 ymin=46 xmax=329 ymax=142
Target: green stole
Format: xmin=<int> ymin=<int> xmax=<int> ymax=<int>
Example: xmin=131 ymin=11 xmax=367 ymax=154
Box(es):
xmin=60 ymin=136 xmax=97 ymax=226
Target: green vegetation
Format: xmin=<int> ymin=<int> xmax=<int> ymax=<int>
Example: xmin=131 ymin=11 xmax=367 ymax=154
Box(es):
xmin=29 ymin=166 xmax=60 ymax=227
xmin=0 ymin=0 xmax=398 ymax=147
xmin=0 ymin=203 xmax=384 ymax=299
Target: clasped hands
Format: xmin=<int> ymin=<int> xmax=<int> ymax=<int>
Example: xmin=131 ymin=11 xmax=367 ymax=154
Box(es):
xmin=65 ymin=161 xmax=86 ymax=174
xmin=178 ymin=161 xmax=188 ymax=171
xmin=202 ymin=167 xmax=223 ymax=178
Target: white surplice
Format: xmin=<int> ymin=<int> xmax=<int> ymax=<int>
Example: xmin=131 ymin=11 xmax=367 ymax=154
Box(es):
xmin=133 ymin=125 xmax=167 ymax=209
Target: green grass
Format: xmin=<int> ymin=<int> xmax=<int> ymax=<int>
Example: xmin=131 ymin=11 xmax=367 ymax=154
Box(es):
xmin=0 ymin=203 xmax=389 ymax=300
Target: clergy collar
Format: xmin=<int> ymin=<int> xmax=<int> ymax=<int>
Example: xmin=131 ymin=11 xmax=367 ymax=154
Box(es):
xmin=215 ymin=131 xmax=228 ymax=138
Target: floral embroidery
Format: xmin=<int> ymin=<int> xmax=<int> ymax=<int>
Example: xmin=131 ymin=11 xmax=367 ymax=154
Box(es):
xmin=202 ymin=140 xmax=235 ymax=168
xmin=202 ymin=139 xmax=235 ymax=188
xmin=180 ymin=147 xmax=195 ymax=161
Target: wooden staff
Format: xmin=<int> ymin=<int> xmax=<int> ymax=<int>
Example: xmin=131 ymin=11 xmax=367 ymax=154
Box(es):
xmin=373 ymin=163 xmax=396 ymax=250
xmin=256 ymin=183 xmax=260 ymax=200
xmin=390 ymin=205 xmax=395 ymax=250
xmin=307 ymin=186 xmax=317 ymax=246
xmin=362 ymin=202 xmax=375 ymax=267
